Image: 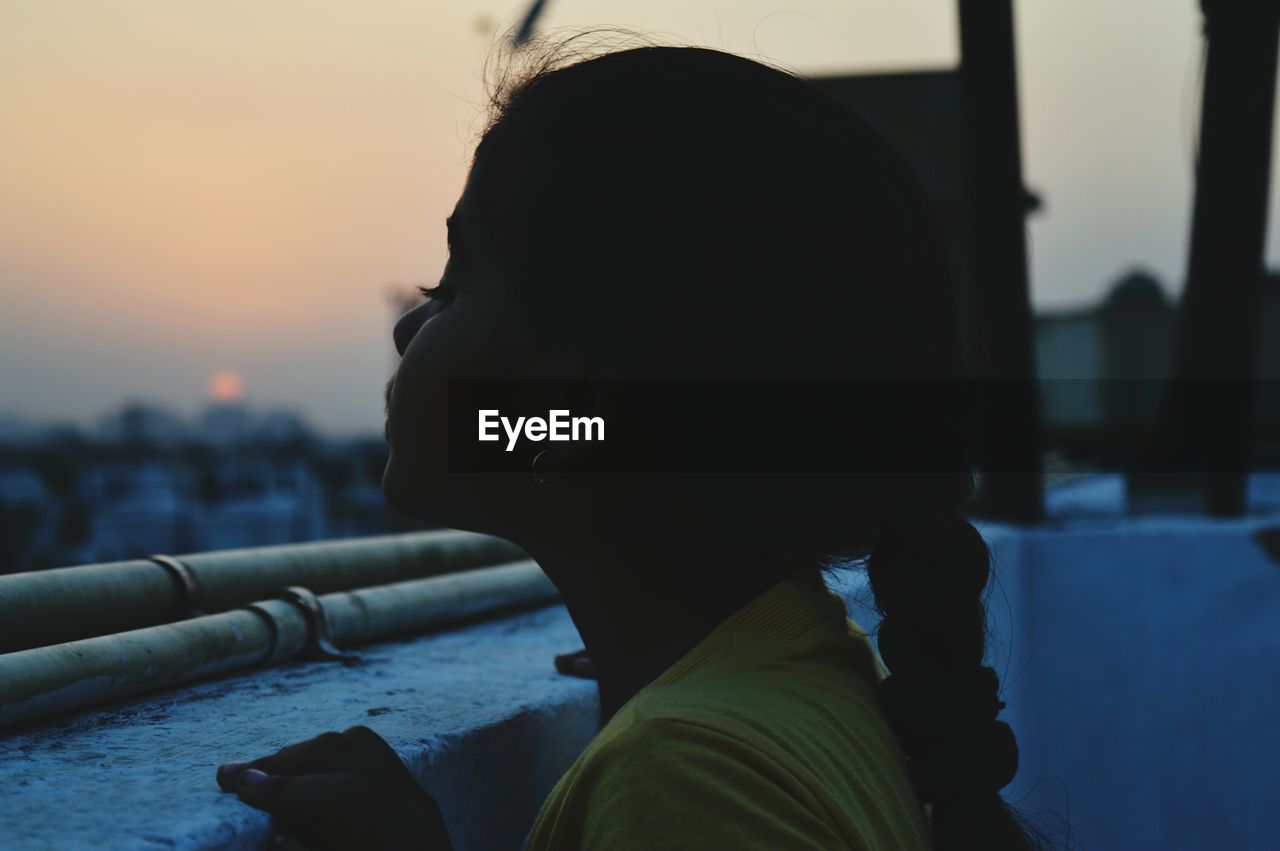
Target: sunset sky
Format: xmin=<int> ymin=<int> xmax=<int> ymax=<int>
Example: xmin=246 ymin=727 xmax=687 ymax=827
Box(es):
xmin=0 ymin=1 xmax=1268 ymax=434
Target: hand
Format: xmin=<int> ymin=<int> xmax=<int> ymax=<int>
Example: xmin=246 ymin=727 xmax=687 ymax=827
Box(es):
xmin=216 ymin=725 xmax=452 ymax=851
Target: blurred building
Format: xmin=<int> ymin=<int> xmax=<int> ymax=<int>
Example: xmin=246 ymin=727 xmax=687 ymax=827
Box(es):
xmin=0 ymin=402 xmax=413 ymax=572
xmin=188 ymin=457 xmax=325 ymax=551
xmin=79 ymin=461 xmax=191 ymax=560
xmin=1036 ymin=269 xmax=1280 ymax=428
xmin=1036 ymin=268 xmax=1176 ymax=428
xmin=0 ymin=465 xmax=62 ymax=570
xmin=96 ymin=403 xmax=189 ymax=448
xmin=198 ymin=402 xmax=257 ymax=446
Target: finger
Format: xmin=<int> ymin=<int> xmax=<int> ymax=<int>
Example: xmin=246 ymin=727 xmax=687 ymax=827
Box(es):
xmin=218 ymin=731 xmax=351 ymax=789
xmin=554 ymin=648 xmax=587 ymax=672
xmin=236 ymin=772 xmax=372 ymax=850
xmin=554 ymin=649 xmax=596 ymax=679
xmin=216 ymin=760 xmax=252 ymax=791
xmin=217 ymin=728 xmax=413 ymax=803
xmin=252 ymin=731 xmax=352 ymax=777
xmin=554 ymin=648 xmax=589 ymax=674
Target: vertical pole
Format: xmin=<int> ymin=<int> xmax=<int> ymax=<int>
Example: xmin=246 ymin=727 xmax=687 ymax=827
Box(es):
xmin=957 ymin=0 xmax=1043 ymax=522
xmin=1154 ymin=0 xmax=1280 ymax=516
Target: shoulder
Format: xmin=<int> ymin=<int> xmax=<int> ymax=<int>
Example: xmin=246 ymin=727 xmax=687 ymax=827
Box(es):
xmin=592 ymin=710 xmax=801 ymax=786
xmin=538 ymin=712 xmax=845 ymax=850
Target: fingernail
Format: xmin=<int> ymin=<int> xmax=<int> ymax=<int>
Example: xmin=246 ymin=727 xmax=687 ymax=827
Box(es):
xmin=240 ymin=769 xmax=270 ymax=787
xmin=218 ymin=761 xmax=249 ymax=778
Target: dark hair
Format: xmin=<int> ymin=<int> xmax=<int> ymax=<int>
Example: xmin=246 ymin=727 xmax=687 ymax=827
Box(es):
xmin=472 ymin=34 xmax=1045 ymax=851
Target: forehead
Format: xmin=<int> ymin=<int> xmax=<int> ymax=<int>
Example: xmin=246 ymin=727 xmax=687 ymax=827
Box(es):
xmin=447 ymin=162 xmax=484 ymax=240
xmin=447 ymin=155 xmax=503 ymax=252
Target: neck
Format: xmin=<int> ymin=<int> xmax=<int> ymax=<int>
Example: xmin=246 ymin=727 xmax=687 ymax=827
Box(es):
xmin=521 ymin=530 xmax=780 ymax=722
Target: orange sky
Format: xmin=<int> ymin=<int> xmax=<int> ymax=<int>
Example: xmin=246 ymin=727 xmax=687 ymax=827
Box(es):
xmin=0 ymin=1 xmax=1266 ymax=434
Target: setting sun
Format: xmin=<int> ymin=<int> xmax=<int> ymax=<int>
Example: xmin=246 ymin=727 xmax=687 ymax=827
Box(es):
xmin=207 ymin=370 xmax=245 ymax=403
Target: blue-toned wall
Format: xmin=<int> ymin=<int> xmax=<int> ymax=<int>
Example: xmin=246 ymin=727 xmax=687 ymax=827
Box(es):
xmin=832 ymin=514 xmax=1280 ymax=850
xmin=2 ymin=603 xmax=601 ymax=851
xmin=977 ymin=517 xmax=1280 ymax=851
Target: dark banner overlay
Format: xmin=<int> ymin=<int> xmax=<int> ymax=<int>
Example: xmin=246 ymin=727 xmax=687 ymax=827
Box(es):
xmin=443 ymin=378 xmax=1280 ymax=476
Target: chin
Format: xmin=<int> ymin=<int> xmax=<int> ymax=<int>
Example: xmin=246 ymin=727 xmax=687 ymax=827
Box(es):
xmin=381 ymin=455 xmax=442 ymax=521
xmin=384 ymin=459 xmax=528 ymax=542
xmin=381 ymin=457 xmax=469 ymax=528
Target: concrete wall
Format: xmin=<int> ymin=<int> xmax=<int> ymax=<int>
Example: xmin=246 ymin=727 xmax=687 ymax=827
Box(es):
xmin=1 ymin=602 xmax=601 ymax=851
xmin=979 ymin=518 xmax=1280 ymax=851
xmin=832 ymin=516 xmax=1280 ymax=850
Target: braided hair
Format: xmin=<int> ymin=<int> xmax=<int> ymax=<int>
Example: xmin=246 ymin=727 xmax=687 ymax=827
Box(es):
xmin=867 ymin=478 xmax=1030 ymax=849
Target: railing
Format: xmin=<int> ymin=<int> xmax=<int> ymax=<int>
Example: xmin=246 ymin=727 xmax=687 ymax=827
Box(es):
xmin=0 ymin=531 xmax=559 ymax=728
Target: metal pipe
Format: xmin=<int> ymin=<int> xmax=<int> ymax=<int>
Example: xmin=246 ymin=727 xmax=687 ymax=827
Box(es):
xmin=322 ymin=563 xmax=559 ymax=646
xmin=0 ymin=560 xmax=557 ymax=729
xmin=0 ymin=530 xmax=526 ymax=653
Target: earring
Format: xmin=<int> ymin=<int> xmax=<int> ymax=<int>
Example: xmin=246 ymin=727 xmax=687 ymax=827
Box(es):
xmin=531 ymin=449 xmax=554 ymax=488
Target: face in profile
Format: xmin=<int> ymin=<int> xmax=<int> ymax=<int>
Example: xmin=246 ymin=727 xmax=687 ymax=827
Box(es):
xmin=381 ymin=157 xmax=580 ymax=533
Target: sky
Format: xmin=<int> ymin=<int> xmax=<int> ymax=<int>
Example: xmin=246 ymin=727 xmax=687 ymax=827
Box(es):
xmin=0 ymin=1 xmax=1265 ymax=435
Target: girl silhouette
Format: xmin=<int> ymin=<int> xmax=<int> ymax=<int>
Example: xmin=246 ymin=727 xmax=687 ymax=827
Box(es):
xmin=218 ymin=40 xmax=1040 ymax=851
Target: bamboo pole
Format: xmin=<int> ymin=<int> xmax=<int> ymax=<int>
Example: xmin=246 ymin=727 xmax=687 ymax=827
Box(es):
xmin=0 ymin=560 xmax=557 ymax=729
xmin=0 ymin=530 xmax=526 ymax=653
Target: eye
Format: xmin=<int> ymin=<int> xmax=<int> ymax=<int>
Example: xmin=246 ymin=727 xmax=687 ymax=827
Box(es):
xmin=417 ymin=282 xmax=456 ymax=320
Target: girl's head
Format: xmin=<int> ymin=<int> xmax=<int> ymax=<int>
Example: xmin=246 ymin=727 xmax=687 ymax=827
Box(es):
xmin=385 ymin=40 xmax=1040 ymax=849
xmin=386 ymin=41 xmax=969 ymax=531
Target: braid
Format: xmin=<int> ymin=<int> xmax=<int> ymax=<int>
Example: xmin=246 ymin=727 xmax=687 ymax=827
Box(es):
xmin=866 ymin=479 xmax=1033 ymax=850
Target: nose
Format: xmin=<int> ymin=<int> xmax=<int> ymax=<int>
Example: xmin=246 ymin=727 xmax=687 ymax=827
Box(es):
xmin=393 ymin=301 xmax=433 ymax=357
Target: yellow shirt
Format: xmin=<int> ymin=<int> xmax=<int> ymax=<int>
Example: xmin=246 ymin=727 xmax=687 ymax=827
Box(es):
xmin=523 ymin=569 xmax=931 ymax=850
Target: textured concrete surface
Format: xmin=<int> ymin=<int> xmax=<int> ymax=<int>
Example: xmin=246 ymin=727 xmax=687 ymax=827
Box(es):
xmin=832 ymin=513 xmax=1280 ymax=851
xmin=1 ymin=602 xmax=600 ymax=851
xmin=983 ymin=515 xmax=1280 ymax=851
